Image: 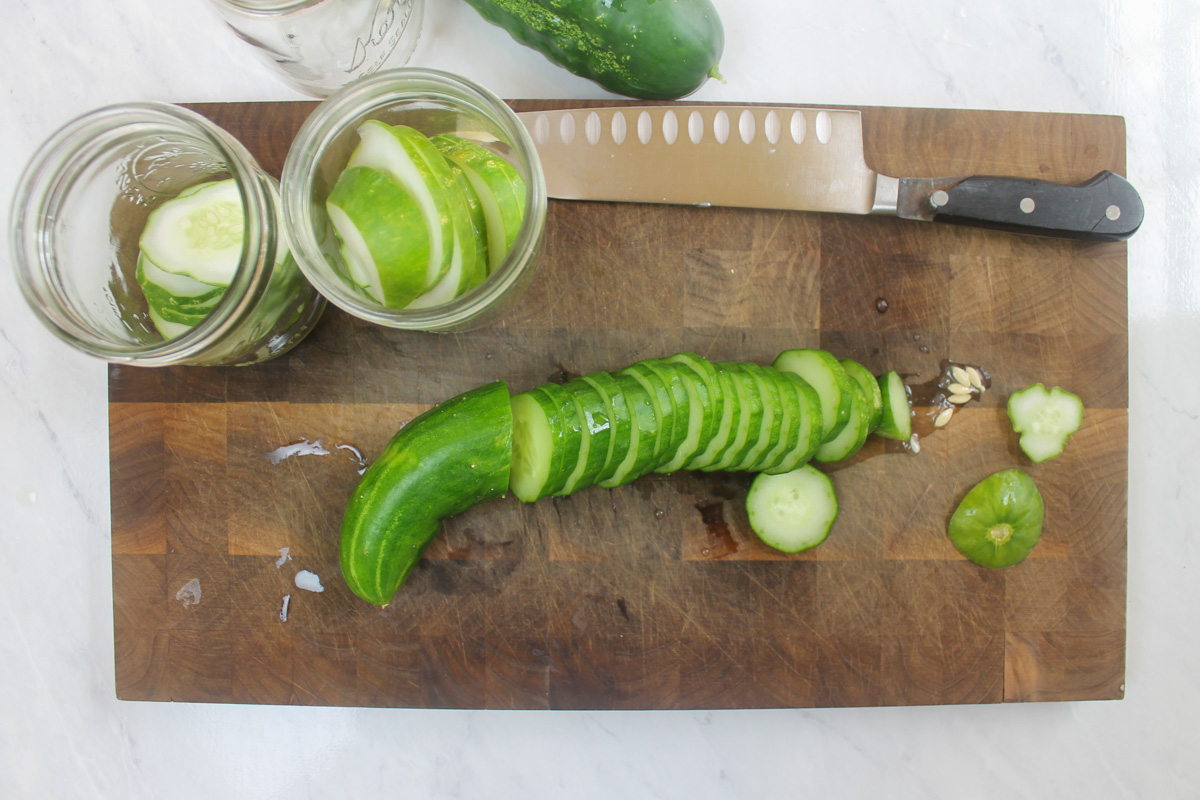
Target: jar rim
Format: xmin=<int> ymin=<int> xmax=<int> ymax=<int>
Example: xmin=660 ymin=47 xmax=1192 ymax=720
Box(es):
xmin=8 ymin=102 xmax=279 ymax=364
xmin=280 ymin=67 xmax=548 ymax=331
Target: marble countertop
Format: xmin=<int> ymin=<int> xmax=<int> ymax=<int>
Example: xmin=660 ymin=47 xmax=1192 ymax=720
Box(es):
xmin=2 ymin=1 xmax=1196 ymax=797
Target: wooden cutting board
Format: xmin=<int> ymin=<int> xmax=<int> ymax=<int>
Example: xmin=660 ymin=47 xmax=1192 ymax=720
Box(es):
xmin=108 ymin=100 xmax=1128 ymax=709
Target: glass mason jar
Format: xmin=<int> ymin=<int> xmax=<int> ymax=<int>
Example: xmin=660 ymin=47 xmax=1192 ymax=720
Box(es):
xmin=281 ymin=68 xmax=547 ymax=332
xmin=205 ymin=0 xmax=426 ymax=97
xmin=10 ymin=102 xmax=326 ymax=366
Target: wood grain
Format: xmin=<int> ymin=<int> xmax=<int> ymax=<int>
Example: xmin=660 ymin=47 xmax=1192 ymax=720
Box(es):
xmin=108 ymin=100 xmax=1129 ymax=709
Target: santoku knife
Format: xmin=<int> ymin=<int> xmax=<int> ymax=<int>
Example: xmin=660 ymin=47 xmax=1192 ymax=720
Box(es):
xmin=515 ymin=105 xmax=1142 ymax=241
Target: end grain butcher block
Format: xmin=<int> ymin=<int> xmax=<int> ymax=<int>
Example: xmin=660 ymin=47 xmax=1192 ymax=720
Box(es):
xmin=108 ymin=100 xmax=1128 ymax=709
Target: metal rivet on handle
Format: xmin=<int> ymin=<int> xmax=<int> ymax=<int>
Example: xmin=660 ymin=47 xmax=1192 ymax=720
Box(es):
xmin=1020 ymin=197 xmax=1036 ymax=214
xmin=930 ymin=190 xmax=950 ymax=208
xmin=1106 ymin=204 xmax=1122 ymax=220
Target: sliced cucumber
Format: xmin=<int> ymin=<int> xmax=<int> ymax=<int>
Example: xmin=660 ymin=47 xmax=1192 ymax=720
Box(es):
xmin=618 ymin=363 xmax=676 ymax=469
xmin=746 ymin=464 xmax=839 ymax=553
xmin=773 ymin=349 xmax=854 ymax=442
xmin=138 ymin=178 xmax=244 ymax=286
xmin=600 ymin=372 xmax=659 ymax=488
xmin=348 ymin=121 xmax=456 ymax=291
xmin=509 ymin=390 xmax=560 ymax=502
xmin=326 ymin=165 xmax=429 ymax=306
xmin=840 ymin=359 xmax=883 ymax=433
xmin=813 ymin=375 xmax=872 ymax=463
xmin=702 ymin=362 xmax=758 ymax=472
xmin=875 ymin=370 xmax=913 ymax=441
xmin=752 ymin=366 xmax=801 ymax=472
xmin=1007 ymin=383 xmax=1084 ymax=463
xmin=558 ymin=378 xmax=612 ymax=495
xmin=686 ymin=365 xmax=737 ymax=471
xmin=655 ymin=355 xmax=719 ymax=472
xmin=734 ymin=362 xmax=782 ymax=471
xmin=431 ymin=134 xmax=526 ymax=273
xmin=531 ymin=383 xmax=583 ymax=497
xmin=765 ymin=371 xmax=825 ymax=474
xmin=643 ymin=359 xmax=694 ymax=473
xmin=581 ymin=371 xmax=632 ymax=486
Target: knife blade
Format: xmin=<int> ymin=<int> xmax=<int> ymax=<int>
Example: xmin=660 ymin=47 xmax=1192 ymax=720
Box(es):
xmin=514 ymin=105 xmax=1143 ymax=241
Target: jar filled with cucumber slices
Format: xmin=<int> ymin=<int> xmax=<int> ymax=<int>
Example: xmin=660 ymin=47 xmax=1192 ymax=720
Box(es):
xmin=10 ymin=103 xmax=325 ymax=366
xmin=281 ymin=68 xmax=547 ymax=332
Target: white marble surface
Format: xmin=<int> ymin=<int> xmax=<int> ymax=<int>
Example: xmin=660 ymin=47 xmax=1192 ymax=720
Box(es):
xmin=2 ymin=1 xmax=1197 ymax=797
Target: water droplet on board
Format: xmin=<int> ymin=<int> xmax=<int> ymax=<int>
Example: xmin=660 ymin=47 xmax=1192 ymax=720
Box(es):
xmin=875 ymin=297 xmax=889 ymax=313
xmin=654 ymin=508 xmax=665 ymax=519
xmin=175 ymin=578 xmax=202 ymax=607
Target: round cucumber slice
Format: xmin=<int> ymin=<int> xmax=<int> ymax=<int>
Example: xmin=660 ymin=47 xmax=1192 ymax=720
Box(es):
xmin=138 ymin=178 xmax=244 ymax=286
xmin=746 ymin=464 xmax=839 ymax=554
xmin=773 ymin=349 xmax=854 ymax=442
xmin=326 ymin=165 xmax=430 ymax=307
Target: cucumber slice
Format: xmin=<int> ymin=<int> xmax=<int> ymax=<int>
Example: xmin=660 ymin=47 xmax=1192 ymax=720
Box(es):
xmin=765 ymin=371 xmax=825 ymax=474
xmin=705 ymin=362 xmax=764 ymax=472
xmin=509 ymin=390 xmax=562 ymax=502
xmin=1007 ymin=383 xmax=1084 ymax=463
xmin=686 ymin=366 xmax=737 ymax=471
xmin=655 ymin=355 xmax=720 ymax=472
xmin=138 ymin=178 xmax=244 ymax=286
xmin=734 ymin=363 xmax=782 ymax=471
xmin=643 ymin=360 xmax=694 ymax=473
xmin=600 ymin=372 xmax=659 ymax=488
xmin=618 ymin=363 xmax=676 ymax=469
xmin=580 ymin=372 xmax=632 ymax=486
xmin=558 ymin=378 xmax=612 ymax=494
xmin=840 ymin=359 xmax=883 ymax=433
xmin=746 ymin=464 xmax=839 ymax=553
xmin=431 ymin=134 xmax=526 ymax=273
xmin=531 ymin=383 xmax=584 ymax=497
xmin=773 ymin=349 xmax=854 ymax=442
xmin=875 ymin=370 xmax=913 ymax=441
xmin=813 ymin=375 xmax=872 ymax=463
xmin=752 ymin=366 xmax=801 ymax=472
xmin=326 ymin=165 xmax=429 ymax=306
xmin=348 ymin=121 xmax=457 ymax=291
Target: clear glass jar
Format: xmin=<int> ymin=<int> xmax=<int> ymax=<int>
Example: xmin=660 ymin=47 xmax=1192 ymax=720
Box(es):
xmin=205 ymin=0 xmax=425 ymax=97
xmin=10 ymin=102 xmax=326 ymax=366
xmin=280 ymin=68 xmax=547 ymax=333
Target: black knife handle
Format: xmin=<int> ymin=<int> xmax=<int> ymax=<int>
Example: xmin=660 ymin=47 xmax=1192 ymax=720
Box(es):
xmin=897 ymin=171 xmax=1143 ymax=241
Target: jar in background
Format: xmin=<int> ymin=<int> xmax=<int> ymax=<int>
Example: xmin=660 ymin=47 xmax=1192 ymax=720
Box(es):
xmin=281 ymin=68 xmax=547 ymax=333
xmin=10 ymin=102 xmax=326 ymax=366
xmin=205 ymin=0 xmax=425 ymax=97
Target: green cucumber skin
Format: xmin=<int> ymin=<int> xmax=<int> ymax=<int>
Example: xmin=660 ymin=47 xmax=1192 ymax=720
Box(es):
xmin=340 ymin=381 xmax=513 ymax=606
xmin=462 ymin=0 xmax=725 ymax=100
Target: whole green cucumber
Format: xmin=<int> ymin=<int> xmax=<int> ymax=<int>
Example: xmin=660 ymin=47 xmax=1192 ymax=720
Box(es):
xmin=339 ymin=380 xmax=513 ymax=606
xmin=462 ymin=0 xmax=725 ymax=100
